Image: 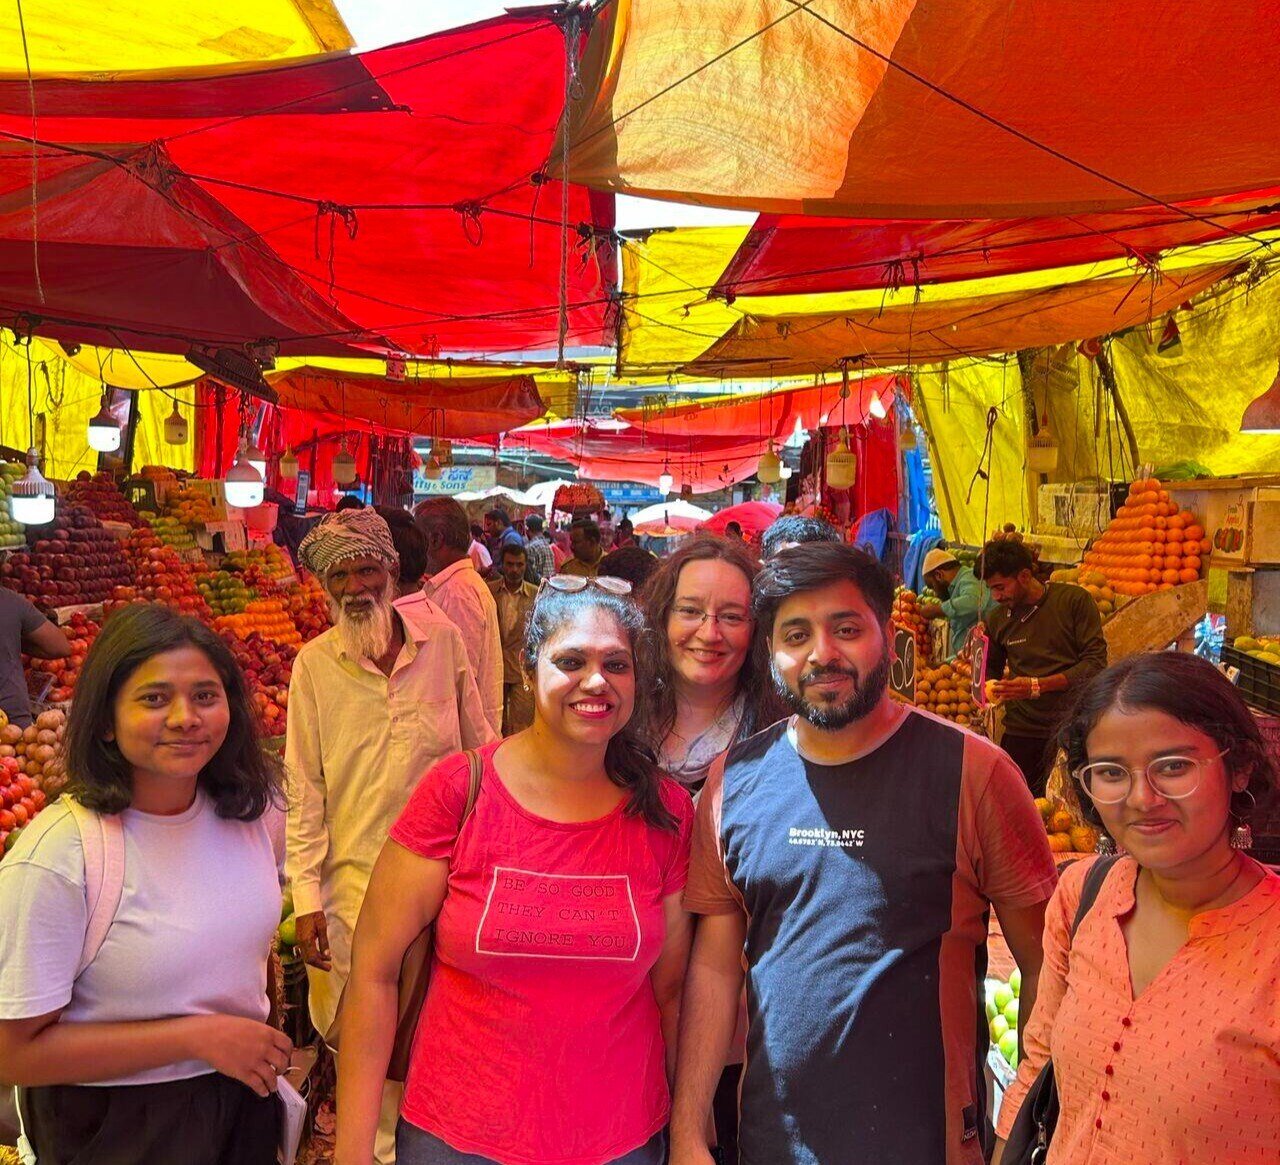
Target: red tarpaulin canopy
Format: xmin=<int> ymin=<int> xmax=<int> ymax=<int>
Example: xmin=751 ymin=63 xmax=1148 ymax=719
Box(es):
xmin=614 ymin=374 xmax=904 ymax=438
xmin=0 ymin=13 xmax=616 ymax=357
xmin=700 ymin=500 xmax=781 ymax=537
xmin=714 ymin=192 xmax=1280 ymax=300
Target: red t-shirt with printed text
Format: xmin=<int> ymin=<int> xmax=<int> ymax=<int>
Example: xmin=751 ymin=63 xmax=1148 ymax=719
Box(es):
xmin=390 ymin=742 xmax=693 ymax=1165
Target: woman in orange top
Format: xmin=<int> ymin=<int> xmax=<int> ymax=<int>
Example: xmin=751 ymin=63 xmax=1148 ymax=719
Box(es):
xmin=995 ymin=651 xmax=1279 ymax=1163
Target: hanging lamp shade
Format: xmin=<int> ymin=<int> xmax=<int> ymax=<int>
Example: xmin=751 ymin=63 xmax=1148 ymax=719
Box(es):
xmin=11 ymin=447 xmax=56 ymax=525
xmin=1241 ymin=368 xmax=1280 ymax=433
xmin=756 ymin=442 xmax=783 ymax=484
xmin=86 ymin=400 xmax=122 ymax=453
xmin=278 ymin=449 xmax=299 ymax=480
xmin=245 ymin=440 xmax=268 ymax=480
xmin=825 ymin=428 xmax=858 ymax=491
xmin=332 ymin=448 xmax=358 ymax=486
xmin=423 ymin=455 xmax=442 ymax=480
xmin=224 ymin=441 xmax=265 ymax=509
xmin=1027 ymin=428 xmax=1061 ymax=473
xmin=163 ymin=401 xmax=189 ymax=446
xmin=658 ymin=469 xmax=674 ymax=494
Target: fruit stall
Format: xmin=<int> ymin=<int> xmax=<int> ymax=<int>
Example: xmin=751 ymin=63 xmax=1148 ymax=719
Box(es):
xmin=0 ymin=467 xmax=331 ymax=860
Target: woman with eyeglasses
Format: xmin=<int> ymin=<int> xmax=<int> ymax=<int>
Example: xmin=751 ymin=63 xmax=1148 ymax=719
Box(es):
xmin=994 ymin=651 xmax=1279 ymax=1164
xmin=334 ymin=575 xmax=694 ymax=1165
xmin=639 ymin=535 xmax=781 ymax=796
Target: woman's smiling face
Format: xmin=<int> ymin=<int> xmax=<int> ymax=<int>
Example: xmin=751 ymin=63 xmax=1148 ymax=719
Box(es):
xmin=665 ymin=558 xmax=754 ymax=695
xmin=532 ymin=607 xmax=636 ymax=745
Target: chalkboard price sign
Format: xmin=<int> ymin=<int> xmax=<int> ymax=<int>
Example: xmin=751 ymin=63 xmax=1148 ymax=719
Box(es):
xmin=890 ymin=626 xmax=917 ymax=701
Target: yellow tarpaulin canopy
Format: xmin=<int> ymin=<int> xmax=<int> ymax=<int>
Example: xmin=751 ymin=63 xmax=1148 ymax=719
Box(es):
xmin=0 ymin=339 xmax=195 ymax=478
xmin=0 ymin=0 xmax=351 ymax=75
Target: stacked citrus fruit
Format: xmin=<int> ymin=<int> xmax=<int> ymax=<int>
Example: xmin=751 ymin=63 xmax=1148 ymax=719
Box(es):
xmin=914 ymin=659 xmax=974 ymax=726
xmin=1034 ymin=796 xmax=1098 ymax=853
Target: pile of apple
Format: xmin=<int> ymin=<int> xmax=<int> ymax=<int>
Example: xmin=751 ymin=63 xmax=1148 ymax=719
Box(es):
xmin=0 ymin=462 xmax=27 ymax=549
xmin=0 ymin=707 xmax=64 ymax=859
xmin=0 ymin=506 xmax=133 ymax=612
xmin=914 ymin=659 xmax=975 ymax=726
xmin=985 ymin=970 xmax=1023 ymax=1070
xmin=24 ymin=612 xmax=99 ymax=704
xmin=112 ymin=528 xmax=211 ymax=618
xmin=225 ymin=545 xmax=296 ymax=586
xmin=892 ymin=587 xmax=932 ymax=666
xmin=288 ymin=572 xmax=331 ymax=642
xmin=221 ymin=630 xmax=295 ymax=736
xmin=65 ymin=472 xmax=144 ymax=528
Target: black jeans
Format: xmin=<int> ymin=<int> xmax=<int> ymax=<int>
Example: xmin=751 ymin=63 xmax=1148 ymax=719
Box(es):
xmin=1000 ymin=733 xmax=1055 ymax=798
xmin=19 ymin=1073 xmax=278 ymax=1165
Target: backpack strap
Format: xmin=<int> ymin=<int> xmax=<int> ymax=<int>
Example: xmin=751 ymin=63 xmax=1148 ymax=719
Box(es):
xmin=463 ymin=750 xmax=483 ymax=824
xmin=62 ymin=796 xmax=127 ymax=976
xmin=1069 ymin=854 xmax=1121 ymax=940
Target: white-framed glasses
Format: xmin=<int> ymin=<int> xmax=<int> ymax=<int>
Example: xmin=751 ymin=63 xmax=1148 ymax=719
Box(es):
xmin=1073 ymin=750 xmax=1228 ymax=804
xmin=539 ymin=574 xmax=633 ymax=596
xmin=670 ymin=604 xmax=753 ymax=631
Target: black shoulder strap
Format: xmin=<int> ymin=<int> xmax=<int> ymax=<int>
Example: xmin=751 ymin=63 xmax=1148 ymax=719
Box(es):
xmin=1069 ymin=855 xmax=1121 ymax=939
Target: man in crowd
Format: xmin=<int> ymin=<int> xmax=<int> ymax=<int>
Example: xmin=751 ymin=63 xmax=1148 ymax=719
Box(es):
xmin=374 ymin=506 xmax=430 ymax=599
xmin=980 ymin=538 xmax=1107 ymax=796
xmin=0 ymin=590 xmax=69 ymax=728
xmin=488 ymin=543 xmax=537 ymax=734
xmin=919 ymin=548 xmax=994 ymax=659
xmin=760 ymin=514 xmax=840 ymax=560
xmin=484 ymin=507 xmax=524 ymax=563
xmin=598 ymin=507 xmax=616 ymax=550
xmin=672 ymin=543 xmax=1056 ymax=1165
xmin=598 ymin=544 xmax=660 ymax=591
xmin=560 ymin=517 xmax=605 ymax=578
xmin=522 ymin=513 xmax=556 ymax=581
xmin=467 ymin=522 xmax=493 ymax=576
xmin=410 ymin=497 xmax=504 ymax=736
xmin=286 ymin=508 xmax=494 ymax=1164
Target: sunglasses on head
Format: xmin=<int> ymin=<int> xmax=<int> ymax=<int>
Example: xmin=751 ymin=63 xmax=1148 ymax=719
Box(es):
xmin=538 ymin=574 xmax=633 ymax=597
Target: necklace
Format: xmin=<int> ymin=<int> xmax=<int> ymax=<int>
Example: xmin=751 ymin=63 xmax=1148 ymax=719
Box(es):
xmin=1015 ymin=585 xmax=1049 ymax=624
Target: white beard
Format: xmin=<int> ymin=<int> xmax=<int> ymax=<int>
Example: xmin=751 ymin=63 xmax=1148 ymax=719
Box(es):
xmin=328 ymin=577 xmax=398 ymax=662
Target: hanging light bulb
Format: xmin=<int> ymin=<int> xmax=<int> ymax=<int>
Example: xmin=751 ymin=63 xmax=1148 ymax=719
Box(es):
xmin=86 ymin=397 xmax=121 ymax=453
xmin=756 ymin=441 xmax=783 ymax=484
xmin=658 ymin=467 xmax=673 ymax=494
xmin=332 ymin=447 xmax=358 ymax=486
xmin=1241 ymin=365 xmax=1280 ymax=433
xmin=423 ymin=455 xmax=442 ymax=480
xmin=245 ymin=440 xmax=268 ymax=481
xmin=868 ymin=393 xmax=888 ymax=420
xmin=11 ymin=447 xmax=56 ymax=526
xmin=163 ymin=401 xmax=189 ymax=446
xmin=779 ymin=464 xmax=793 ymax=481
xmin=278 ymin=449 xmax=299 ymax=480
xmin=825 ymin=428 xmax=858 ymax=491
xmin=225 ymin=441 xmax=265 ymax=509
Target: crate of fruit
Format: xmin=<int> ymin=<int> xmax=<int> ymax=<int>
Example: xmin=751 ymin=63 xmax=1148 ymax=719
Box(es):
xmin=1222 ymin=640 xmax=1280 ymax=715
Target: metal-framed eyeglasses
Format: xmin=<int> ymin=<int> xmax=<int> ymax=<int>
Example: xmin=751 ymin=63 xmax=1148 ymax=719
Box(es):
xmin=538 ymin=574 xmax=633 ymax=597
xmin=670 ymin=604 xmax=753 ymax=631
xmin=1072 ymin=750 xmax=1228 ymax=804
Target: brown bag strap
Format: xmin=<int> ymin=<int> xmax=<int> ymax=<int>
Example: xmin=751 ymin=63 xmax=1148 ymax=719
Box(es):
xmin=462 ymin=749 xmax=483 ymax=825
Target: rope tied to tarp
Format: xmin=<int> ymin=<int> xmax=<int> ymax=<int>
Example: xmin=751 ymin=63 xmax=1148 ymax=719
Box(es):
xmin=453 ymin=200 xmax=485 ymax=246
xmin=314 ymin=201 xmax=359 ymax=304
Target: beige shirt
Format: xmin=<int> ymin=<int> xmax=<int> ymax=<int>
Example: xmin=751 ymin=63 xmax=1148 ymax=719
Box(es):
xmin=284 ymin=607 xmax=496 ymax=927
xmin=488 ymin=578 xmax=537 ymax=683
xmin=405 ymin=557 xmax=504 ymax=736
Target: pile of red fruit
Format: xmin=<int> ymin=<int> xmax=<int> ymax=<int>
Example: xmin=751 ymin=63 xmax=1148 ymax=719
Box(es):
xmin=24 ymin=612 xmax=99 ymax=704
xmin=221 ymin=631 xmax=295 ymax=736
xmin=891 ymin=586 xmax=932 ymax=666
xmin=0 ymin=707 xmax=64 ymax=858
xmin=288 ymin=572 xmax=331 ymax=642
xmin=65 ymin=472 xmax=144 ymax=528
xmin=0 ymin=507 xmax=133 ymax=612
xmin=111 ymin=528 xmax=211 ymax=618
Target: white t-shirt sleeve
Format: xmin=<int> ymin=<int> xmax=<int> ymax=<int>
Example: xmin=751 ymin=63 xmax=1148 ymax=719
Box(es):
xmin=0 ymin=857 xmax=87 ymax=1019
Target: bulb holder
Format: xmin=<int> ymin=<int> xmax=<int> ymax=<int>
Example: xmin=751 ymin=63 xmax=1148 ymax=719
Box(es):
xmin=1241 ymin=371 xmax=1280 ymax=434
xmin=87 ymin=403 xmax=122 ymax=453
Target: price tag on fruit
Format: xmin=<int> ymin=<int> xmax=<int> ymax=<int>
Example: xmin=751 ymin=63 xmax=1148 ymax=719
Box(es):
xmin=969 ymin=629 xmax=990 ymax=708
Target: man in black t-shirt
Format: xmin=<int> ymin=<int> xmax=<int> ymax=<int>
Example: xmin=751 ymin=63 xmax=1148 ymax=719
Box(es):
xmin=671 ymin=544 xmax=1057 ymax=1165
xmin=979 ymin=539 xmax=1107 ymax=796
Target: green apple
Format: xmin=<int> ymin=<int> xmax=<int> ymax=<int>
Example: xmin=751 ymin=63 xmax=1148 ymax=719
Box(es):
xmin=989 ymin=1014 xmax=1010 ymax=1042
xmin=994 ymin=983 xmax=1014 ymax=1011
xmin=1009 ymin=967 xmax=1022 ymax=997
xmin=1003 ymin=998 xmax=1019 ymax=1026
xmin=998 ymin=1030 xmax=1019 ymax=1067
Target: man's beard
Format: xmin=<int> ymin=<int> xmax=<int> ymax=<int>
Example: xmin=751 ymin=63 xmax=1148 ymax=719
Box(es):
xmin=327 ymin=577 xmax=397 ymax=661
xmin=772 ymin=648 xmax=891 ymax=730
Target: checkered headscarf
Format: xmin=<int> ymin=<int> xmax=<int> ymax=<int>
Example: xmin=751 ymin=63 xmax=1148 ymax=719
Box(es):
xmin=298 ymin=507 xmax=399 ymax=578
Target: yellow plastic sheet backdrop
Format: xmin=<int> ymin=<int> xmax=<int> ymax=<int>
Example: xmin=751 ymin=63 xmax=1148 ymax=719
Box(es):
xmin=0 ymin=338 xmax=194 ymax=477
xmin=0 ymin=0 xmax=350 ymax=75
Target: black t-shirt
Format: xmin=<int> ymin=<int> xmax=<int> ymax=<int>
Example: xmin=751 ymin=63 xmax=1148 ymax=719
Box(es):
xmin=0 ymin=588 xmax=46 ymax=727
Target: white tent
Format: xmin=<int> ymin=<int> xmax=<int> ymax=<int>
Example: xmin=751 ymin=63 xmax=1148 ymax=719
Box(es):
xmin=630 ymin=498 xmax=712 ymax=536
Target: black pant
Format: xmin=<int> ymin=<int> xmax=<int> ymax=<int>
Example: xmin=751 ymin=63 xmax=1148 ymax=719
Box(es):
xmin=20 ymin=1073 xmax=279 ymax=1165
xmin=713 ymin=1063 xmax=743 ymax=1165
xmin=1000 ymin=733 xmax=1055 ymax=798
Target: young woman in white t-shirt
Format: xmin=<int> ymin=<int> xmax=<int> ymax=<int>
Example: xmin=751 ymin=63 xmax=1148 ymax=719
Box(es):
xmin=0 ymin=603 xmax=292 ymax=1165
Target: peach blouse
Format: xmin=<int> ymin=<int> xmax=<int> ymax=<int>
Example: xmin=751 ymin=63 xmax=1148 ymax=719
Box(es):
xmin=998 ymin=856 xmax=1280 ymax=1162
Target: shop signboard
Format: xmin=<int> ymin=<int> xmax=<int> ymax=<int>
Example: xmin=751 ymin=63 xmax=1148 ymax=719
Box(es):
xmin=413 ymin=465 xmax=496 ymax=496
xmin=890 ymin=626 xmax=916 ymax=700
xmin=597 ymin=480 xmax=665 ymax=510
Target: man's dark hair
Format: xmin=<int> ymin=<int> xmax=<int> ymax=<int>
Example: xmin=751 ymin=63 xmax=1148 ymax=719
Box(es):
xmin=500 ymin=542 xmax=527 ymax=565
xmin=598 ymin=545 xmax=660 ymax=590
xmin=617 ymin=517 xmax=633 ymax=534
xmin=601 ymin=509 xmax=612 ymax=520
xmin=978 ymin=539 xmax=1035 ymax=580
xmin=65 ymin=604 xmax=283 ymax=820
xmin=525 ymin=514 xmax=544 ymax=534
xmin=570 ymin=517 xmax=601 ymax=544
xmin=335 ymin=494 xmax=364 ymax=512
xmin=725 ymin=521 xmax=743 ymax=537
xmin=384 ymin=519 xmax=430 ymax=586
xmin=760 ymin=515 xmax=840 ymax=560
xmin=753 ymin=542 xmax=894 ymax=632
xmin=485 ymin=508 xmax=511 ymax=527
xmin=414 ymin=496 xmax=472 ymax=552
xmin=373 ymin=505 xmax=413 ymax=530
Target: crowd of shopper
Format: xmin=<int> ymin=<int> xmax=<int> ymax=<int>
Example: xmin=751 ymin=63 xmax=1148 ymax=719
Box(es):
xmin=0 ymin=513 xmax=1275 ymax=1165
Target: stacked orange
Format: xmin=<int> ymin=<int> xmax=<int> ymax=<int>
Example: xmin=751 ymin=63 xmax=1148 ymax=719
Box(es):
xmin=214 ymin=598 xmax=303 ymax=646
xmin=1082 ymin=478 xmax=1209 ymax=599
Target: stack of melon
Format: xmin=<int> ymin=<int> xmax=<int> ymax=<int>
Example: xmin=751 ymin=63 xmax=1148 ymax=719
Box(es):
xmin=1081 ymin=478 xmax=1209 ymax=599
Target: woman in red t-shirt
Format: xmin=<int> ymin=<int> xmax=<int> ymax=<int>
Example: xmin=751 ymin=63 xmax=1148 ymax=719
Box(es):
xmin=335 ymin=579 xmax=694 ymax=1165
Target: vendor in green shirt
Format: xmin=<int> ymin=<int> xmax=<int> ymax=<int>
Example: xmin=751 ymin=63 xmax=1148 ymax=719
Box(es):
xmin=918 ymin=548 xmax=992 ymax=658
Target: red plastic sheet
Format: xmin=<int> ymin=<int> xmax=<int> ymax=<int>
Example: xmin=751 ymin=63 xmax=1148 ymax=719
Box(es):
xmin=715 ymin=192 xmax=1280 ymax=299
xmin=0 ymin=14 xmax=616 ymax=356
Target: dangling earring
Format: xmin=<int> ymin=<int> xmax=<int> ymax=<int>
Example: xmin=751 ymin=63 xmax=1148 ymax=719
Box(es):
xmin=1230 ymin=788 xmax=1257 ymax=851
xmin=1095 ymin=832 xmax=1117 ymax=856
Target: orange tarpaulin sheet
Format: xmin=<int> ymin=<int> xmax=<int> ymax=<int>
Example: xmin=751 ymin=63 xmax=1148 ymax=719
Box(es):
xmin=686 ymin=263 xmax=1238 ymax=378
xmin=565 ymin=0 xmax=1280 ymax=216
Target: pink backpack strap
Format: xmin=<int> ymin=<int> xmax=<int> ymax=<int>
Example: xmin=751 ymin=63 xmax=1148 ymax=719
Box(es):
xmin=63 ymin=796 xmax=126 ymax=977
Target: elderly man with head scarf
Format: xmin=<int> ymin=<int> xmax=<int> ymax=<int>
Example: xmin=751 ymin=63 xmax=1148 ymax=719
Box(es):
xmin=286 ymin=508 xmax=495 ymax=1164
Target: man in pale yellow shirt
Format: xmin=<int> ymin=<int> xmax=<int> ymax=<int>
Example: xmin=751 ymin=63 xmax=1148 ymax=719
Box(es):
xmin=559 ymin=517 xmax=605 ymax=577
